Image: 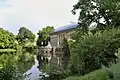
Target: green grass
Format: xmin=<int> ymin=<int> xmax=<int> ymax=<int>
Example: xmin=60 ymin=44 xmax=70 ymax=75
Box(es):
xmin=63 ymin=61 xmax=120 ymax=80
xmin=107 ymin=61 xmax=120 ymax=80
xmin=63 ymin=70 xmax=109 ymax=80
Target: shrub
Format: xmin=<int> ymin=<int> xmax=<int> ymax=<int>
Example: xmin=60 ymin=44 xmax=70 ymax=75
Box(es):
xmin=69 ymin=28 xmax=120 ymax=75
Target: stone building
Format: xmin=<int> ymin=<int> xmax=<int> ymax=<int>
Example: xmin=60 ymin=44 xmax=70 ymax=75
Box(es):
xmin=50 ymin=23 xmax=78 ymax=49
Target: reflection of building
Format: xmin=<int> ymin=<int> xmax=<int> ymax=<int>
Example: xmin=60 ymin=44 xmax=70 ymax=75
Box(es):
xmin=50 ymin=23 xmax=78 ymax=48
xmin=38 ymin=42 xmax=52 ymax=57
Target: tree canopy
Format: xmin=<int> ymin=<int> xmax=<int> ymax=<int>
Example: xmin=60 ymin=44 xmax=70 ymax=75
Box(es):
xmin=37 ymin=26 xmax=54 ymax=46
xmin=69 ymin=28 xmax=120 ymax=75
xmin=16 ymin=27 xmax=35 ymax=45
xmin=0 ymin=28 xmax=17 ymax=49
xmin=72 ymin=0 xmax=120 ymax=32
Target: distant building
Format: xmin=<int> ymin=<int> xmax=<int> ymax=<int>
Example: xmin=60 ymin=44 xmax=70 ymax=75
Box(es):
xmin=38 ymin=23 xmax=78 ymax=67
xmin=50 ymin=23 xmax=78 ymax=48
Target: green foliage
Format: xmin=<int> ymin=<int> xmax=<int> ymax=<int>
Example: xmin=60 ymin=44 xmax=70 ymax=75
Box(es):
xmin=0 ymin=28 xmax=17 ymax=49
xmin=0 ymin=54 xmax=23 ymax=80
xmin=63 ymin=69 xmax=109 ymax=80
xmin=37 ymin=26 xmax=54 ymax=46
xmin=0 ymin=65 xmax=21 ymax=80
xmin=0 ymin=51 xmax=34 ymax=80
xmin=43 ymin=68 xmax=70 ymax=80
xmin=62 ymin=38 xmax=70 ymax=69
xmin=72 ymin=0 xmax=120 ymax=31
xmin=16 ymin=27 xmax=35 ymax=45
xmin=69 ymin=28 xmax=120 ymax=75
xmin=62 ymin=38 xmax=70 ymax=57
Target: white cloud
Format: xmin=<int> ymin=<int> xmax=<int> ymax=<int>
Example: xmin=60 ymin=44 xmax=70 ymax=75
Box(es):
xmin=0 ymin=0 xmax=79 ymax=34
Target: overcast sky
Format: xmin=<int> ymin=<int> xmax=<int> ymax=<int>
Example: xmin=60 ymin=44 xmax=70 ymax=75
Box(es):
xmin=0 ymin=0 xmax=79 ymax=34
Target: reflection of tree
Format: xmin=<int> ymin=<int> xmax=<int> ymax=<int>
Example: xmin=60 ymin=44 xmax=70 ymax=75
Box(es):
xmin=16 ymin=59 xmax=34 ymax=74
xmin=36 ymin=55 xmax=49 ymax=72
xmin=0 ymin=52 xmax=35 ymax=80
xmin=0 ymin=65 xmax=23 ymax=80
xmin=0 ymin=54 xmax=23 ymax=80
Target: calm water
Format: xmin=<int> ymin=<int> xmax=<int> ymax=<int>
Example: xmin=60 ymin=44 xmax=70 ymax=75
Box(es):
xmin=23 ymin=55 xmax=40 ymax=80
xmin=0 ymin=53 xmax=49 ymax=80
xmin=23 ymin=55 xmax=45 ymax=80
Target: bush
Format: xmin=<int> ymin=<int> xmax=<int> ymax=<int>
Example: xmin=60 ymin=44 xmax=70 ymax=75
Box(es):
xmin=63 ymin=69 xmax=109 ymax=80
xmin=69 ymin=28 xmax=120 ymax=75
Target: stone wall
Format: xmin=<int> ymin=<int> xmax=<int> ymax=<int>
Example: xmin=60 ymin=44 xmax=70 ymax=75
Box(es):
xmin=50 ymin=29 xmax=75 ymax=48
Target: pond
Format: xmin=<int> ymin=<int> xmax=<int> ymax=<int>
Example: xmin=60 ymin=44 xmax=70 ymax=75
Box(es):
xmin=0 ymin=52 xmax=48 ymax=80
xmin=23 ymin=55 xmax=48 ymax=80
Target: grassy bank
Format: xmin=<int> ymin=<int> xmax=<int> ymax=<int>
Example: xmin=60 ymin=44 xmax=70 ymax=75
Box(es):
xmin=63 ymin=69 xmax=109 ymax=80
xmin=63 ymin=60 xmax=120 ymax=80
xmin=0 ymin=49 xmax=16 ymax=53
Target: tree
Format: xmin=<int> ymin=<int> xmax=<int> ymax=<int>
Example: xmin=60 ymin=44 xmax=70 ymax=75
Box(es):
xmin=72 ymin=0 xmax=120 ymax=32
xmin=37 ymin=26 xmax=54 ymax=46
xmin=69 ymin=28 xmax=120 ymax=75
xmin=16 ymin=27 xmax=35 ymax=46
xmin=62 ymin=38 xmax=70 ymax=69
xmin=0 ymin=28 xmax=17 ymax=49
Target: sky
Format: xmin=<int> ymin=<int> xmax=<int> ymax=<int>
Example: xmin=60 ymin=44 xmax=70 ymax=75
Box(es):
xmin=0 ymin=0 xmax=79 ymax=34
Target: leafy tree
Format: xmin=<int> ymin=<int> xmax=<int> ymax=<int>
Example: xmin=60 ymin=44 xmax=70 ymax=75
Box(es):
xmin=62 ymin=38 xmax=70 ymax=57
xmin=37 ymin=26 xmax=54 ymax=46
xmin=0 ymin=28 xmax=17 ymax=49
xmin=69 ymin=28 xmax=120 ymax=75
xmin=62 ymin=38 xmax=70 ymax=69
xmin=16 ymin=27 xmax=35 ymax=45
xmin=72 ymin=0 xmax=120 ymax=32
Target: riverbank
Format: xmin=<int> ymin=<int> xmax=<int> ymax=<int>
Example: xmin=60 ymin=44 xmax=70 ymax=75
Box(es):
xmin=63 ymin=69 xmax=109 ymax=80
xmin=63 ymin=60 xmax=120 ymax=80
xmin=0 ymin=49 xmax=16 ymax=53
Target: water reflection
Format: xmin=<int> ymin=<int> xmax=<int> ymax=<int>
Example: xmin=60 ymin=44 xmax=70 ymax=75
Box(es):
xmin=0 ymin=52 xmax=49 ymax=80
xmin=23 ymin=55 xmax=42 ymax=80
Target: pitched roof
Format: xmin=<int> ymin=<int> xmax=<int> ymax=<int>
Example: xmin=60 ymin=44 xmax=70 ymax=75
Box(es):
xmin=52 ymin=23 xmax=78 ymax=34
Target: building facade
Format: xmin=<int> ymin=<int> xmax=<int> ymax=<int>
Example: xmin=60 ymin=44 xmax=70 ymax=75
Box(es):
xmin=50 ymin=23 xmax=78 ymax=48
